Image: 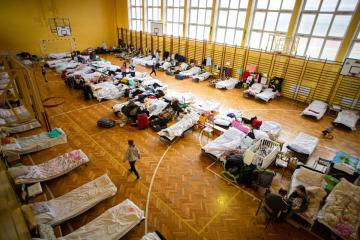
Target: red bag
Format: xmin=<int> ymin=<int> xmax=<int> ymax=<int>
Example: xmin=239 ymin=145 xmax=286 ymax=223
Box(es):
xmin=137 ymin=113 xmax=148 ymax=129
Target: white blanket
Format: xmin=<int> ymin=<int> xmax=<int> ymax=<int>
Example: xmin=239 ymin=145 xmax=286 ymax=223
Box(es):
xmin=59 ymin=199 xmax=144 ymax=240
xmin=47 ymin=53 xmax=71 ymax=59
xmin=191 ymin=71 xmax=212 ymax=81
xmin=333 ymin=110 xmax=359 ymax=130
xmin=288 ymin=132 xmax=319 ymax=155
xmin=244 ymin=83 xmax=263 ymax=96
xmin=179 ymin=67 xmax=201 ymax=77
xmin=158 ymin=113 xmax=199 ymax=140
xmin=301 ymin=100 xmax=328 ymax=120
xmin=31 ymin=174 xmax=117 ymax=226
xmin=256 ymin=88 xmax=277 ymax=102
xmin=1 ymin=128 xmax=67 ymax=156
xmin=142 ymin=232 xmax=162 ymax=240
xmin=159 ymin=61 xmax=171 ymax=70
xmin=191 ymin=100 xmax=221 ymax=114
xmin=90 ymin=82 xmax=123 ymax=101
xmin=132 ymin=55 xmax=153 ymax=66
xmin=146 ymin=99 xmax=169 ymax=117
xmin=7 ymin=119 xmax=42 ymax=134
xmin=8 ymin=149 xmax=89 ymax=184
xmin=260 ymin=121 xmax=281 ymax=137
xmin=215 ymin=78 xmax=239 ymax=90
xmin=202 ymin=127 xmax=247 ymax=158
xmin=46 ymin=58 xmax=72 ymax=68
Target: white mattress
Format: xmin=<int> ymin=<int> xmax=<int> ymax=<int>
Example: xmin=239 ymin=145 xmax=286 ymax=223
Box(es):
xmin=191 ymin=72 xmax=212 ymax=81
xmin=46 ymin=58 xmax=72 ymax=68
xmin=333 ymin=110 xmax=359 ymax=130
xmin=244 ymin=83 xmax=263 ymax=96
xmin=202 ymin=127 xmax=247 ymax=158
xmin=8 ymin=149 xmax=89 ymax=184
xmin=191 ymin=100 xmax=221 ymax=114
xmin=0 ymin=105 xmax=32 ymax=125
xmin=90 ymin=82 xmax=123 ymax=101
xmin=142 ymin=232 xmax=162 ymax=240
xmin=158 ymin=112 xmax=199 ymax=140
xmin=147 ymin=99 xmax=169 ymax=117
xmin=7 ymin=119 xmax=42 ymax=133
xmin=256 ymin=88 xmax=277 ymax=102
xmin=288 ymin=132 xmax=319 ymax=155
xmin=215 ymin=78 xmax=239 ymax=90
xmin=159 ymin=61 xmax=171 ymax=70
xmin=59 ymin=199 xmax=144 ymax=240
xmin=132 ymin=56 xmax=153 ymax=66
xmin=259 ymin=121 xmax=281 ymax=137
xmin=1 ymin=128 xmax=67 ymax=156
xmin=301 ymin=100 xmax=328 ymax=120
xmin=179 ymin=67 xmax=201 ymax=77
xmin=32 ymin=174 xmax=117 ymax=226
xmin=47 ymin=53 xmax=71 ymax=59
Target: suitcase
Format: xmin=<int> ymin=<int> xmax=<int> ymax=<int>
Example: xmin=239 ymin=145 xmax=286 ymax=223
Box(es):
xmin=137 ymin=113 xmax=148 ymax=129
xmin=97 ymin=118 xmax=115 ymax=128
xmin=175 ymin=74 xmax=185 ymax=80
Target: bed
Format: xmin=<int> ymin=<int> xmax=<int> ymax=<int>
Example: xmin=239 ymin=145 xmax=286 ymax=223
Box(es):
xmin=287 ymin=132 xmax=319 ymax=156
xmin=179 ymin=67 xmax=201 ymax=77
xmin=158 ymin=112 xmax=199 ymax=144
xmin=146 ymin=98 xmax=169 ymax=117
xmin=243 ymin=83 xmax=263 ymax=97
xmin=132 ymin=55 xmax=153 ymax=66
xmin=259 ymin=121 xmax=282 ymax=139
xmin=190 ymin=100 xmax=221 ymax=114
xmin=8 ymin=149 xmax=89 ymax=185
xmin=202 ymin=127 xmax=248 ymax=159
xmin=0 ymin=105 xmax=33 ymax=125
xmin=6 ymin=119 xmax=42 ymax=134
xmin=46 ymin=58 xmax=72 ymax=68
xmin=55 ymin=61 xmax=80 ymax=74
xmin=159 ymin=61 xmax=172 ymax=71
xmin=256 ymin=88 xmax=278 ymax=102
xmin=191 ymin=71 xmax=212 ymax=82
xmin=142 ymin=232 xmax=166 ymax=240
xmin=317 ymin=178 xmax=360 ymax=240
xmin=333 ymin=110 xmax=359 ymax=131
xmin=301 ymin=100 xmax=328 ymax=120
xmin=47 ymin=53 xmax=71 ymax=59
xmin=289 ymin=167 xmax=327 ymax=225
xmin=90 ymin=82 xmax=123 ymax=101
xmin=1 ymin=128 xmax=67 ymax=157
xmin=24 ymin=174 xmax=117 ymax=226
xmin=215 ymin=78 xmax=239 ymax=90
xmin=58 ymin=199 xmax=144 ymax=240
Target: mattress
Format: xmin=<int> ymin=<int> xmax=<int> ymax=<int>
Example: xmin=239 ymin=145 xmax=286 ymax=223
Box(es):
xmin=7 ymin=119 xmax=41 ymax=133
xmin=132 ymin=56 xmax=153 ymax=66
xmin=46 ymin=58 xmax=72 ymax=68
xmin=8 ymin=149 xmax=89 ymax=184
xmin=59 ymin=199 xmax=144 ymax=240
xmin=244 ymin=83 xmax=263 ymax=96
xmin=142 ymin=232 xmax=162 ymax=240
xmin=289 ymin=167 xmax=327 ymax=223
xmin=287 ymin=132 xmax=319 ymax=155
xmin=90 ymin=82 xmax=123 ymax=101
xmin=202 ymin=127 xmax=247 ymax=158
xmin=159 ymin=61 xmax=171 ymax=70
xmin=179 ymin=67 xmax=201 ymax=77
xmin=158 ymin=112 xmax=199 ymax=140
xmin=259 ymin=121 xmax=281 ymax=137
xmin=146 ymin=99 xmax=169 ymax=117
xmin=191 ymin=100 xmax=221 ymax=114
xmin=333 ymin=110 xmax=359 ymax=130
xmin=31 ymin=174 xmax=117 ymax=226
xmin=215 ymin=78 xmax=239 ymax=90
xmin=0 ymin=105 xmax=32 ymax=125
xmin=256 ymin=88 xmax=277 ymax=102
xmin=301 ymin=100 xmax=328 ymax=120
xmin=47 ymin=53 xmax=71 ymax=59
xmin=191 ymin=72 xmax=212 ymax=81
xmin=1 ymin=128 xmax=67 ymax=156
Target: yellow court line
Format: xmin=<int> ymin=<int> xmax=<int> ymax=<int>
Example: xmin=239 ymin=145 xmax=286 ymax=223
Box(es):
xmin=61 ymin=113 xmax=203 ymax=236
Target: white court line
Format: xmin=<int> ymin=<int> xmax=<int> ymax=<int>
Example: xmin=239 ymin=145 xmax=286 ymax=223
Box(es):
xmin=145 ymin=139 xmax=177 ymax=234
xmin=241 ymin=108 xmax=300 ymax=112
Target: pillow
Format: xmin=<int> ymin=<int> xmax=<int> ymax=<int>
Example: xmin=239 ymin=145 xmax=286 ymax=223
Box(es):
xmin=8 ymin=166 xmax=29 ymax=178
xmin=21 ymin=205 xmax=37 ymax=230
xmin=38 ymin=224 xmax=56 ymax=240
xmin=0 ymin=109 xmax=11 ymax=119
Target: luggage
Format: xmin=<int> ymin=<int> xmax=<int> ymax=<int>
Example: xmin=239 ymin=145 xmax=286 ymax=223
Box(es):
xmin=175 ymin=74 xmax=185 ymax=80
xmin=97 ymin=118 xmax=115 ymax=128
xmin=83 ymin=85 xmax=93 ymax=100
xmin=137 ymin=113 xmax=148 ymax=129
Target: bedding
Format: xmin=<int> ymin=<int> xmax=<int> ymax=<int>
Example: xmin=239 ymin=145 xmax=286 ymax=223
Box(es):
xmin=331 ymin=151 xmax=360 ymax=175
xmin=90 ymin=82 xmax=123 ymax=101
xmin=58 ymin=199 xmax=144 ymax=240
xmin=191 ymin=71 xmax=212 ymax=82
xmin=46 ymin=58 xmax=72 ymax=68
xmin=215 ymin=78 xmax=239 ymax=90
xmin=55 ymin=61 xmax=79 ymax=73
xmin=317 ymin=178 xmax=360 ymax=240
xmin=1 ymin=128 xmax=67 ymax=156
xmin=202 ymin=127 xmax=247 ymax=158
xmin=7 ymin=119 xmax=42 ymax=133
xmin=132 ymin=55 xmax=153 ymax=66
xmin=256 ymin=88 xmax=277 ymax=102
xmin=146 ymin=98 xmax=169 ymax=117
xmin=287 ymin=132 xmax=319 ymax=155
xmin=214 ymin=115 xmax=232 ymax=127
xmin=179 ymin=67 xmax=201 ymax=77
xmin=0 ymin=105 xmax=33 ymax=125
xmin=244 ymin=83 xmax=263 ymax=96
xmin=142 ymin=232 xmax=162 ymax=240
xmin=158 ymin=112 xmax=199 ymax=141
xmin=159 ymin=61 xmax=172 ymax=71
xmin=27 ymin=174 xmax=117 ymax=226
xmin=301 ymin=100 xmax=328 ymax=120
xmin=289 ymin=167 xmax=327 ymax=224
xmin=259 ymin=121 xmax=281 ymax=138
xmin=8 ymin=149 xmax=89 ymax=184
xmin=333 ymin=110 xmax=359 ymax=130
xmin=191 ymin=100 xmax=221 ymax=114
xmin=47 ymin=53 xmax=71 ymax=59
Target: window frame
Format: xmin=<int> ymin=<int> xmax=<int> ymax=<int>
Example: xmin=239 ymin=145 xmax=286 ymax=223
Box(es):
xmin=346 ymin=23 xmax=360 ymax=59
xmin=187 ymin=0 xmax=213 ymax=41
xmin=145 ymin=0 xmax=162 ymax=33
xmin=164 ymin=0 xmax=185 ymax=37
xmin=128 ymin=0 xmax=144 ymax=31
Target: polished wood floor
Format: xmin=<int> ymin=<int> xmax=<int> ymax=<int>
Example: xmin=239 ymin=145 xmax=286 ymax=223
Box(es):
xmin=18 ymin=54 xmax=360 ymax=239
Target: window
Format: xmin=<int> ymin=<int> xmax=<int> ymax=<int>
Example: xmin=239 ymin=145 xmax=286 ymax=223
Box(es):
xmin=165 ymin=0 xmax=185 ymax=36
xmin=188 ymin=0 xmax=212 ymax=40
xmin=129 ymin=0 xmax=143 ymax=31
xmin=295 ymin=0 xmax=358 ymax=61
xmin=348 ymin=27 xmax=360 ymax=59
xmin=213 ymin=0 xmax=248 ymax=45
xmin=146 ymin=0 xmax=161 ymax=32
xmin=249 ymin=0 xmax=296 ymax=50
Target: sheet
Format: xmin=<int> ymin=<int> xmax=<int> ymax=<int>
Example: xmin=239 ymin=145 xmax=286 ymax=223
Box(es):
xmin=8 ymin=149 xmax=90 ymax=184
xmin=1 ymin=128 xmax=67 ymax=156
xmin=191 ymin=100 xmax=221 ymax=114
xmin=142 ymin=232 xmax=162 ymax=240
xmin=32 ymin=174 xmax=117 ymax=226
xmin=259 ymin=121 xmax=281 ymax=137
xmin=289 ymin=167 xmax=327 ymax=223
xmin=215 ymin=78 xmax=239 ymax=90
xmin=191 ymin=72 xmax=212 ymax=82
xmin=90 ymin=82 xmax=123 ymax=101
xmin=179 ymin=67 xmax=201 ymax=77
xmin=158 ymin=112 xmax=199 ymax=140
xmin=333 ymin=110 xmax=359 ymax=130
xmin=46 ymin=58 xmax=72 ymax=68
xmin=59 ymin=199 xmax=144 ymax=240
xmin=202 ymin=127 xmax=247 ymax=158
xmin=318 ymin=178 xmax=360 ymax=240
xmin=288 ymin=132 xmax=319 ymax=155
xmin=7 ymin=119 xmax=42 ymax=134
xmin=244 ymin=83 xmax=263 ymax=96
xmin=0 ymin=105 xmax=32 ymax=125
xmin=146 ymin=99 xmax=169 ymax=117
xmin=47 ymin=53 xmax=71 ymax=59
xmin=256 ymin=88 xmax=277 ymax=102
xmin=301 ymin=100 xmax=328 ymax=120
xmin=159 ymin=61 xmax=172 ymax=70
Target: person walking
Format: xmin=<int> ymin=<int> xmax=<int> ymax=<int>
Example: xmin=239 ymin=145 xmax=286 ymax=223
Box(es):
xmin=123 ymin=139 xmax=141 ymax=179
xmin=41 ymin=65 xmax=48 ymax=82
xmin=150 ymin=60 xmax=157 ymax=76
xmin=120 ymin=62 xmax=127 ymax=78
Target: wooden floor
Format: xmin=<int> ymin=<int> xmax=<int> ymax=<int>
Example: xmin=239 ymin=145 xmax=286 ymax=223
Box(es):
xmin=18 ymin=54 xmax=360 ymax=240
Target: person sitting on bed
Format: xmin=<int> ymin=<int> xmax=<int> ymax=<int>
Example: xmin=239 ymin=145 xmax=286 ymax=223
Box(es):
xmin=264 ymin=188 xmax=289 ymax=222
xmin=286 ymin=185 xmax=309 ymax=214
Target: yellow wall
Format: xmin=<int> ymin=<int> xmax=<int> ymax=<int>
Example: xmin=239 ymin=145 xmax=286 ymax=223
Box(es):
xmin=115 ymin=0 xmax=129 ymax=30
xmin=0 ymin=0 xmax=117 ymax=56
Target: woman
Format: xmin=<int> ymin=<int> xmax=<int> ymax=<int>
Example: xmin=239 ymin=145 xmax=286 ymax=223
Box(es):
xmin=287 ymin=185 xmax=309 ymax=213
xmin=120 ymin=62 xmax=127 ymax=78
